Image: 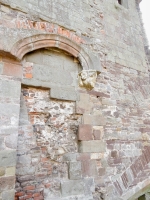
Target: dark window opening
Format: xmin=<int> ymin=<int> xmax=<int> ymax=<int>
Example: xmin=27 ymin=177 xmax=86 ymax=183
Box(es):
xmin=118 ymin=0 xmax=122 ymax=5
xmin=138 ymin=194 xmax=146 ymax=200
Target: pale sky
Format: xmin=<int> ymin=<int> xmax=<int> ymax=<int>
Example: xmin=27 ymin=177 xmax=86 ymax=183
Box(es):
xmin=140 ymin=0 xmax=150 ymax=46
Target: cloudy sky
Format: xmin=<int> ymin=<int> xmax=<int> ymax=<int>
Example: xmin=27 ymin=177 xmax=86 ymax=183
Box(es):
xmin=140 ymin=0 xmax=150 ymax=46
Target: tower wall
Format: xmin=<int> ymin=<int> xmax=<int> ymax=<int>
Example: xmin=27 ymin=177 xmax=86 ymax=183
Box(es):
xmin=0 ymin=0 xmax=149 ymax=199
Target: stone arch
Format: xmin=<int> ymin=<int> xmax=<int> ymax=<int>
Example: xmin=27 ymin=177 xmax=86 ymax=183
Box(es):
xmin=10 ymin=34 xmax=101 ymax=73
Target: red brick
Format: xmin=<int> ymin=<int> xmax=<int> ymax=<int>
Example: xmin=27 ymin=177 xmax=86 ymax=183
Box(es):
xmin=44 ymin=183 xmax=51 ymax=188
xmin=24 ymin=194 xmax=33 ymax=199
xmin=3 ymin=62 xmax=22 ymax=78
xmin=15 ymin=192 xmax=25 ymax=197
xmin=40 ymin=157 xmax=49 ymax=162
xmin=23 ymin=185 xmax=35 ymax=191
xmin=78 ymin=124 xmax=93 ymax=141
xmin=33 ymin=193 xmax=41 ymax=197
xmin=34 ymin=195 xmax=44 ymax=200
xmin=25 ymin=73 xmax=33 ymax=79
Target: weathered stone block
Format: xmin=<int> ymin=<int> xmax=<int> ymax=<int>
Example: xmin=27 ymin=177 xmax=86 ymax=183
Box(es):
xmin=3 ymin=62 xmax=22 ymax=78
xmin=61 ymin=180 xmax=84 ymax=197
xmin=79 ymin=141 xmax=106 ymax=153
xmin=69 ymin=162 xmax=82 ymax=180
xmin=78 ymin=124 xmax=93 ymax=141
xmin=0 ymin=103 xmax=20 ymax=126
xmin=0 ymin=168 xmax=5 ymax=176
xmin=81 ymin=160 xmax=98 ymax=177
xmin=5 ymin=134 xmax=18 ymax=149
xmin=63 ymin=153 xmax=77 ymax=162
xmin=93 ymin=129 xmax=101 ymax=140
xmin=91 ymin=153 xmax=103 ymax=160
xmin=16 ymin=166 xmax=35 ymax=176
xmin=77 ymin=153 xmax=91 ymax=161
xmin=0 ymin=150 xmax=16 ymax=167
xmin=76 ymin=93 xmax=92 ymax=114
xmin=0 ymin=176 xmax=15 ymax=192
xmin=0 ymin=103 xmax=20 ymax=116
xmin=2 ymin=189 xmax=15 ymax=200
xmin=50 ymin=86 xmax=78 ymax=101
xmin=0 ymin=127 xmax=18 ymax=136
xmin=18 ymin=155 xmax=31 ymax=165
xmin=0 ymin=80 xmax=21 ymax=99
xmin=98 ymin=168 xmax=106 ymax=176
xmin=93 ymin=126 xmax=103 ymax=140
xmin=5 ymin=167 xmax=16 ymax=176
xmin=83 ymin=114 xmax=106 ymax=126
xmin=84 ymin=178 xmax=95 ymax=196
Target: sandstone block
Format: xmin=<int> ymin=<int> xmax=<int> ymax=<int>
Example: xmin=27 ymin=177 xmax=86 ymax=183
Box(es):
xmin=76 ymin=93 xmax=92 ymax=114
xmin=93 ymin=129 xmax=101 ymax=140
xmin=5 ymin=167 xmax=16 ymax=176
xmin=18 ymin=155 xmax=31 ymax=165
xmin=50 ymin=86 xmax=77 ymax=101
xmin=15 ymin=166 xmax=35 ymax=176
xmin=0 ymin=168 xmax=5 ymax=176
xmin=0 ymin=176 xmax=15 ymax=192
xmin=2 ymin=189 xmax=15 ymax=200
xmin=63 ymin=153 xmax=77 ymax=162
xmin=98 ymin=168 xmax=106 ymax=176
xmin=78 ymin=124 xmax=93 ymax=141
xmin=83 ymin=178 xmax=95 ymax=196
xmin=93 ymin=126 xmax=103 ymax=140
xmin=0 ymin=150 xmax=16 ymax=167
xmin=83 ymin=114 xmax=106 ymax=126
xmin=91 ymin=153 xmax=103 ymax=160
xmin=0 ymin=80 xmax=21 ymax=99
xmin=77 ymin=153 xmax=91 ymax=161
xmin=3 ymin=62 xmax=22 ymax=78
xmin=61 ymin=180 xmax=84 ymax=197
xmin=0 ymin=103 xmax=20 ymax=126
xmin=5 ymin=134 xmax=18 ymax=149
xmin=81 ymin=160 xmax=98 ymax=177
xmin=69 ymin=162 xmax=82 ymax=180
xmin=79 ymin=141 xmax=106 ymax=153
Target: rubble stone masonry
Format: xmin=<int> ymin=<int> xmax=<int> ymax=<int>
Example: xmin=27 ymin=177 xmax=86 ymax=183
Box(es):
xmin=0 ymin=0 xmax=150 ymax=200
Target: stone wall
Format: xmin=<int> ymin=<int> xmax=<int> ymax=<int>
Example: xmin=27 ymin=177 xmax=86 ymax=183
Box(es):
xmin=0 ymin=0 xmax=150 ymax=199
xmin=0 ymin=55 xmax=21 ymax=199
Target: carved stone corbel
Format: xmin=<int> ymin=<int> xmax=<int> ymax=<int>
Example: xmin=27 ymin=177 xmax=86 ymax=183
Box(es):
xmin=78 ymin=70 xmax=99 ymax=90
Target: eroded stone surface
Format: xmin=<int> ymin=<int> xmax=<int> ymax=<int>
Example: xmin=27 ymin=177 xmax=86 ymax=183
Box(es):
xmin=78 ymin=70 xmax=98 ymax=90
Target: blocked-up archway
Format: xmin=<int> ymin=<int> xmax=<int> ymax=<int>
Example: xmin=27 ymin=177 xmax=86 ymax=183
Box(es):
xmin=0 ymin=32 xmax=104 ymax=200
xmin=13 ymin=33 xmax=104 ymax=200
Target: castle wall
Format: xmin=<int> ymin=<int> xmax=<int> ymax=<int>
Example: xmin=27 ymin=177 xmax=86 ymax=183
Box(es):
xmin=0 ymin=0 xmax=150 ymax=199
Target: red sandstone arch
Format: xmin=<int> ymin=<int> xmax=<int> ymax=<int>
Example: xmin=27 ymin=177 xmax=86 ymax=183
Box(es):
xmin=10 ymin=34 xmax=101 ymax=72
